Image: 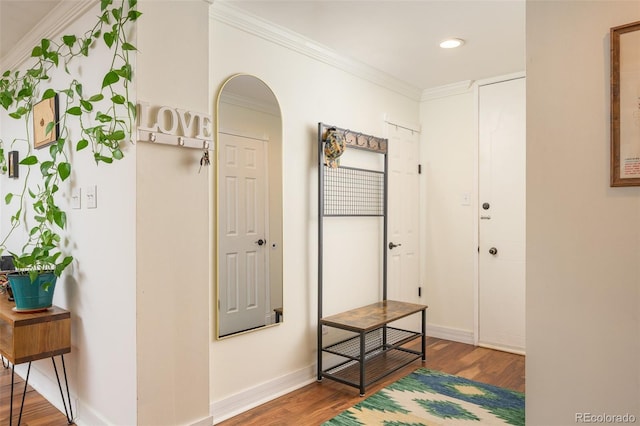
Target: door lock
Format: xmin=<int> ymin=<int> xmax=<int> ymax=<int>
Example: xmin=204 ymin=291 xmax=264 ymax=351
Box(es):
xmin=489 ymin=247 xmax=498 ymax=255
xmin=388 ymin=242 xmax=402 ymax=250
xmin=255 ymin=239 xmax=266 ymax=246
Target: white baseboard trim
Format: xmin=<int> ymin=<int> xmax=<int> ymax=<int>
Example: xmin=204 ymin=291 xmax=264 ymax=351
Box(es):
xmin=426 ymin=324 xmax=475 ymax=345
xmin=190 ymin=415 xmax=215 ymax=426
xmin=211 ymin=364 xmax=316 ymax=424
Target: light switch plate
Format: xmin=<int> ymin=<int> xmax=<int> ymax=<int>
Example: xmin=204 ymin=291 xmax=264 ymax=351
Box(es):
xmin=71 ymin=188 xmax=81 ymax=209
xmin=85 ymin=185 xmax=97 ymax=209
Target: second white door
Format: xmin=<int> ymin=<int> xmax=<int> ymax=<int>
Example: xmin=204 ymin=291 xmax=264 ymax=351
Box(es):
xmin=478 ymin=77 xmax=526 ymax=354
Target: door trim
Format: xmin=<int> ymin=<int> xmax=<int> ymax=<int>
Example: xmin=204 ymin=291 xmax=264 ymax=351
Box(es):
xmin=472 ymin=72 xmax=526 ymax=348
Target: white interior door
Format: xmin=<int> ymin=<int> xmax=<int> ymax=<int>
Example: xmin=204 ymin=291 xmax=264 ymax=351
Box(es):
xmin=478 ymin=77 xmax=526 ymax=354
xmin=218 ymin=132 xmax=268 ymax=337
xmin=387 ymin=121 xmax=421 ymax=330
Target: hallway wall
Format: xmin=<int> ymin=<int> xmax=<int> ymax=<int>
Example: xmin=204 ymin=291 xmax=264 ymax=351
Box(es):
xmin=526 ymin=1 xmax=640 ymax=423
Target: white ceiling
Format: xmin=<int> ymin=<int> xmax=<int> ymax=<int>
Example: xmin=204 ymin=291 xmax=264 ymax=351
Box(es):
xmin=1 ymin=0 xmax=525 ymax=91
xmin=0 ymin=1 xmax=62 ymax=63
xmin=221 ymin=0 xmax=526 ymax=90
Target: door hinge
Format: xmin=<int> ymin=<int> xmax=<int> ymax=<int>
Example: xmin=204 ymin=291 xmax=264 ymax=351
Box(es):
xmin=418 ymin=164 xmax=422 ymax=174
xmin=418 ymin=286 xmax=422 ymax=297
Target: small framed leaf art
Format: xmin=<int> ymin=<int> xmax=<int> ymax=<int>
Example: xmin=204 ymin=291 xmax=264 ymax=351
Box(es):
xmin=33 ymin=93 xmax=59 ymax=149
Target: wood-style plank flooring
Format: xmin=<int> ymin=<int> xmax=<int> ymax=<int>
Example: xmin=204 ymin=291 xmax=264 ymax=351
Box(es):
xmin=218 ymin=337 xmax=525 ymax=425
xmin=0 ymin=360 xmax=71 ymax=426
xmin=0 ymin=337 xmax=524 ymax=426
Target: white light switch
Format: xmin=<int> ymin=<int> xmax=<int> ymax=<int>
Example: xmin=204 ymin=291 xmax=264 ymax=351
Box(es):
xmin=71 ymin=188 xmax=81 ymax=209
xmin=85 ymin=185 xmax=97 ymax=209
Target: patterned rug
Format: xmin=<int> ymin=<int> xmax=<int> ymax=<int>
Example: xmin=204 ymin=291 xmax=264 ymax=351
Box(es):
xmin=323 ymin=368 xmax=524 ymax=426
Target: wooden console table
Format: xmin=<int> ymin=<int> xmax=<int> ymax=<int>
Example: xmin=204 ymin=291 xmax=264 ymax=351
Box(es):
xmin=318 ymin=300 xmax=428 ymax=395
xmin=0 ymin=296 xmax=73 ymax=425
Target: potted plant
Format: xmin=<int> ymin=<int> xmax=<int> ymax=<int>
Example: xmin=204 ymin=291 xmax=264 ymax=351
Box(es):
xmin=0 ymin=0 xmax=140 ymax=310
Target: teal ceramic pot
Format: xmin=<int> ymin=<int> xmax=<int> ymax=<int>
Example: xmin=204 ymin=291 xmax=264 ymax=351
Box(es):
xmin=7 ymin=271 xmax=57 ymax=311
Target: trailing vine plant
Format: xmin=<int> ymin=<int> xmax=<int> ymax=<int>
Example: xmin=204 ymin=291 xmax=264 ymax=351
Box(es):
xmin=0 ymin=0 xmax=140 ymax=282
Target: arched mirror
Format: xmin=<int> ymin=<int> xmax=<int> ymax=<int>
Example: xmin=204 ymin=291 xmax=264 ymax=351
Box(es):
xmin=215 ymin=74 xmax=283 ymax=339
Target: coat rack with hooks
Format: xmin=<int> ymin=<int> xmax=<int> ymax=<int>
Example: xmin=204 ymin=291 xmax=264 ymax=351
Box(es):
xmin=316 ymin=122 xmax=428 ymax=396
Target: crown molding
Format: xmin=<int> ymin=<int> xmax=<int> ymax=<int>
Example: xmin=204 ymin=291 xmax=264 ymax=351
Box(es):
xmin=210 ymin=2 xmax=423 ymax=102
xmin=0 ymin=0 xmax=97 ymax=71
xmin=420 ymin=80 xmax=474 ymax=102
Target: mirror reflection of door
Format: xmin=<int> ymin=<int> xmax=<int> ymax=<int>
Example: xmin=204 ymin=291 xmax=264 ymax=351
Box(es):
xmin=216 ymin=74 xmax=283 ymax=339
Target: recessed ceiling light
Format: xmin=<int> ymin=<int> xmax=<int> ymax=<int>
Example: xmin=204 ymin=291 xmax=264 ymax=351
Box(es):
xmin=440 ymin=38 xmax=465 ymax=49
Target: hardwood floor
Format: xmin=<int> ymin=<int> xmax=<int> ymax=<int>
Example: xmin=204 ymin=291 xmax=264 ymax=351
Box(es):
xmin=218 ymin=337 xmax=525 ymax=425
xmin=0 ymin=337 xmax=524 ymax=426
xmin=0 ymin=360 xmax=71 ymax=426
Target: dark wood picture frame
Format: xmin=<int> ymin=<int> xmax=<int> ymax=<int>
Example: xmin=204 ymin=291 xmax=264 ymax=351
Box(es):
xmin=8 ymin=151 xmax=18 ymax=178
xmin=611 ymin=21 xmax=640 ymax=187
xmin=33 ymin=94 xmax=59 ymax=150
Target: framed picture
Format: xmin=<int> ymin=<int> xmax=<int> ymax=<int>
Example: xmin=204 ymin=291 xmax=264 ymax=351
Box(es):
xmin=32 ymin=93 xmax=59 ymax=149
xmin=611 ymin=21 xmax=640 ymax=187
xmin=8 ymin=151 xmax=18 ymax=178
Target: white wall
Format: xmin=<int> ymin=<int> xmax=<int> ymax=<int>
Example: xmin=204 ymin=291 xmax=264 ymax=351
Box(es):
xmin=526 ymin=1 xmax=640 ymax=424
xmin=209 ymin=6 xmax=419 ymax=421
xmin=419 ymin=88 xmax=476 ymax=342
xmin=0 ymin=4 xmax=138 ymax=425
xmin=136 ymin=1 xmax=211 ymax=425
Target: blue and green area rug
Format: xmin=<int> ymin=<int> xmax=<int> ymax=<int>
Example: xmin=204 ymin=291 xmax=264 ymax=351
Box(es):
xmin=323 ymin=368 xmax=524 ymax=426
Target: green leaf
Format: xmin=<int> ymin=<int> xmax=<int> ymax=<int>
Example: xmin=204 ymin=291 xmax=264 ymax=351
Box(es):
xmin=45 ymin=121 xmax=55 ymax=136
xmin=116 ymin=63 xmax=132 ymax=81
xmin=53 ymin=210 xmax=67 ymax=229
xmin=112 ymin=8 xmax=121 ymax=20
xmin=75 ymin=83 xmax=83 ymax=97
xmin=66 ymin=106 xmax=82 ymax=116
xmin=76 ymin=139 xmax=89 ymax=151
xmin=111 ymin=94 xmax=125 ymax=104
xmin=47 ymin=51 xmax=59 ymax=66
xmin=89 ymin=94 xmax=104 ymax=102
xmin=58 ymin=162 xmax=71 ymax=181
xmin=121 ymin=42 xmax=137 ymax=51
xmin=42 ymin=88 xmax=56 ymax=100
xmin=101 ymin=71 xmax=119 ymax=88
xmin=27 ymin=68 xmax=42 ymax=77
xmin=54 ymin=256 xmax=73 ymax=277
xmin=112 ymin=148 xmax=124 ymax=160
xmin=20 ymin=155 xmax=38 ymax=166
xmin=96 ymin=112 xmax=113 ymax=123
xmin=103 ymin=31 xmax=114 ymax=48
xmin=128 ymin=101 xmax=137 ymax=120
xmin=128 ymin=10 xmax=142 ymax=21
xmin=108 ymin=130 xmax=125 ymax=141
xmin=81 ymin=39 xmax=91 ymax=56
xmin=31 ymin=46 xmax=43 ymax=57
xmin=41 ymin=38 xmax=50 ymax=51
xmin=62 ymin=35 xmax=76 ymax=47
xmin=94 ymin=153 xmax=113 ymax=164
xmin=129 ymin=0 xmax=138 ymax=8
xmin=40 ymin=160 xmax=54 ymax=176
xmin=4 ymin=193 xmax=13 ymax=204
xmin=81 ymin=100 xmax=93 ymax=111
xmin=101 ymin=0 xmax=113 ymax=12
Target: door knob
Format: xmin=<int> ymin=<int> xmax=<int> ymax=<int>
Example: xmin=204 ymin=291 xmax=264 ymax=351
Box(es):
xmin=255 ymin=239 xmax=266 ymax=246
xmin=388 ymin=242 xmax=402 ymax=250
xmin=489 ymin=247 xmax=498 ymax=255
